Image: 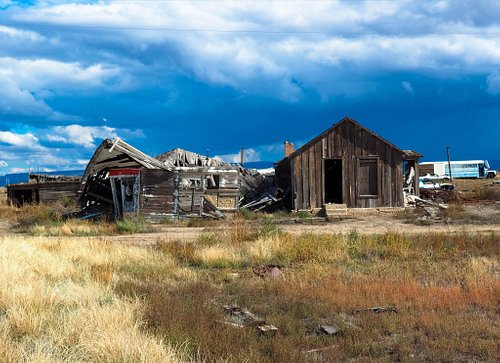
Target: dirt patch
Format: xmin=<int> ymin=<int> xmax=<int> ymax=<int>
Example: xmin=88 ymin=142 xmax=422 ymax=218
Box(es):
xmin=105 ymin=217 xmax=500 ymax=246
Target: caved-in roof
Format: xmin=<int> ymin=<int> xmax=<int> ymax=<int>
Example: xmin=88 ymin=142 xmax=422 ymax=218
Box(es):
xmin=82 ymin=138 xmax=168 ymax=181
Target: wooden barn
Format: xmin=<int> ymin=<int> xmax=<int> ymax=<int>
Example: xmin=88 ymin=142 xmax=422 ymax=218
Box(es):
xmin=275 ymin=117 xmax=421 ymax=211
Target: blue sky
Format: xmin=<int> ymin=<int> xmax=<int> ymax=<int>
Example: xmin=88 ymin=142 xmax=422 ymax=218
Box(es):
xmin=0 ymin=0 xmax=499 ymax=174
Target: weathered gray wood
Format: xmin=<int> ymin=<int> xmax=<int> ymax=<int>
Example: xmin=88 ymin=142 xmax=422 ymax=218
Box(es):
xmin=274 ymin=117 xmax=417 ymax=210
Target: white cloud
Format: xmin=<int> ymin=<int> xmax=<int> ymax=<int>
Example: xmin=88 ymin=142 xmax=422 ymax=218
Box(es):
xmin=9 ymin=167 xmax=28 ymax=173
xmin=0 ymin=57 xmax=130 ymax=119
xmin=214 ymin=148 xmax=260 ymax=163
xmin=0 ymin=25 xmax=43 ymax=41
xmin=7 ymin=0 xmax=500 ymax=101
xmin=0 ymin=58 xmax=123 ymax=91
xmin=0 ymin=160 xmax=8 ymax=167
xmin=46 ymin=124 xmax=144 ymax=148
xmin=0 ymin=131 xmax=43 ymax=150
xmin=47 ymin=125 xmax=118 ymax=148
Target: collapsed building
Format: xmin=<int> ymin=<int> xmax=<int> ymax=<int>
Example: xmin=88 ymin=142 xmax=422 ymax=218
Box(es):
xmin=77 ymin=139 xmax=268 ymax=221
xmin=6 ymin=173 xmax=81 ymax=207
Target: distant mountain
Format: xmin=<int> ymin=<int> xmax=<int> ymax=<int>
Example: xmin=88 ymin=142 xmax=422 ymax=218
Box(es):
xmin=0 ymin=170 xmax=84 ymax=187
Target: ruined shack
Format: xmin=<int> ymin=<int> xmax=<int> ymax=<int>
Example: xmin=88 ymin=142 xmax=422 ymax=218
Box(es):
xmin=6 ymin=173 xmax=81 ymax=207
xmin=79 ymin=139 xmax=220 ymax=221
xmin=78 ymin=139 xmax=271 ymax=221
xmin=275 ymin=117 xmax=421 ymax=210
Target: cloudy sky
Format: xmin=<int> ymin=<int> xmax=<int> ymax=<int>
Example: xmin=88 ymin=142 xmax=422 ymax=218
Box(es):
xmin=0 ymin=0 xmax=499 ymax=174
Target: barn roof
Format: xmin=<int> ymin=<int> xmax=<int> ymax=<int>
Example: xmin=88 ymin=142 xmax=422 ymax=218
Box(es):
xmin=278 ymin=116 xmax=405 ymax=163
xmin=403 ymin=150 xmax=423 ymax=159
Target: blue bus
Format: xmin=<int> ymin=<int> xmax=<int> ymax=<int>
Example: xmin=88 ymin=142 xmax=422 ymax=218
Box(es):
xmin=419 ymin=160 xmax=496 ymax=179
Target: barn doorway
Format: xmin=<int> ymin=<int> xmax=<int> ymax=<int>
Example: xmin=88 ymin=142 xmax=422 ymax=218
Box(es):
xmin=324 ymin=158 xmax=343 ymax=204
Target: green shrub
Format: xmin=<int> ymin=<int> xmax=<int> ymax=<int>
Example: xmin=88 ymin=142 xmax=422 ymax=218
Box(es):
xmin=116 ymin=217 xmax=152 ymax=234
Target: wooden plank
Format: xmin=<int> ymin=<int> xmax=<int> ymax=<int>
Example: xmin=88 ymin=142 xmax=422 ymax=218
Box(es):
xmin=293 ymin=156 xmax=302 ymax=210
xmin=315 ymin=141 xmax=322 ymax=207
xmin=346 ymin=120 xmax=354 ymax=207
xmin=308 ymin=146 xmax=315 ymax=208
xmin=302 ymin=151 xmax=309 ymax=209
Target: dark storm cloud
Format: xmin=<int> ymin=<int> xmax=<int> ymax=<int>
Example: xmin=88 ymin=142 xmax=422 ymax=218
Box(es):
xmin=0 ymin=0 xmax=499 ymax=173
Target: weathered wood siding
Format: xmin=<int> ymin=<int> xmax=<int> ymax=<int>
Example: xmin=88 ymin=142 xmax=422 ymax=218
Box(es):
xmin=138 ymin=166 xmax=240 ymax=221
xmin=139 ymin=169 xmax=177 ymax=221
xmin=7 ymin=182 xmax=80 ymax=206
xmin=276 ymin=119 xmax=404 ymax=209
xmin=38 ymin=182 xmax=81 ymax=204
xmin=179 ymin=166 xmax=240 ymax=211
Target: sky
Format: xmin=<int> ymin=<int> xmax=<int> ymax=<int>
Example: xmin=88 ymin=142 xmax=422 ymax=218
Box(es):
xmin=0 ymin=0 xmax=499 ymax=175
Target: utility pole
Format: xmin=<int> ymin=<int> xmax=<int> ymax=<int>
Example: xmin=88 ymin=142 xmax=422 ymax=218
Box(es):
xmin=240 ymin=148 xmax=245 ymax=166
xmin=446 ymin=146 xmax=453 ymax=182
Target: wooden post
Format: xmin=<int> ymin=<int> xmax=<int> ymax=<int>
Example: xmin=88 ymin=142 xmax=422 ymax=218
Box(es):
xmin=446 ymin=146 xmax=453 ymax=182
xmin=240 ymin=148 xmax=244 ymax=166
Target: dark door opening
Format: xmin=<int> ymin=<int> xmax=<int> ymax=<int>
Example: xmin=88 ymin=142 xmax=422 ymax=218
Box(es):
xmin=12 ymin=189 xmax=33 ymax=206
xmin=324 ymin=159 xmax=343 ymax=204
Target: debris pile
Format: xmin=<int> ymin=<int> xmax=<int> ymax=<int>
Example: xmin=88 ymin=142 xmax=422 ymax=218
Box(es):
xmin=405 ymin=194 xmax=448 ymax=210
xmin=420 ymin=188 xmax=460 ymax=204
xmin=29 ymin=173 xmax=81 ymax=184
xmin=220 ymin=304 xmax=278 ymax=335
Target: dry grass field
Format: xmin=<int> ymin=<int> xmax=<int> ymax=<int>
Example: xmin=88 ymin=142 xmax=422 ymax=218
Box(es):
xmin=0 ymin=184 xmax=499 ymax=362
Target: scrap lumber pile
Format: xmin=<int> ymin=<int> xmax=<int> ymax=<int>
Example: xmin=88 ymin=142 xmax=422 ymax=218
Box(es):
xmin=240 ymin=189 xmax=281 ymax=212
xmin=420 ymin=188 xmax=460 ymax=203
xmin=29 ymin=173 xmax=81 ymax=184
xmin=405 ymin=194 xmax=448 ymax=209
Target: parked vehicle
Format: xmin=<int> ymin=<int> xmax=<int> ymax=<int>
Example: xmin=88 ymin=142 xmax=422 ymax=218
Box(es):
xmin=418 ymin=177 xmax=455 ymax=190
xmin=419 ymin=160 xmax=496 ymax=179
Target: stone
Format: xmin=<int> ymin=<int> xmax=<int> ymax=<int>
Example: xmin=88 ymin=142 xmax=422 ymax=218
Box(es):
xmin=317 ymin=324 xmax=341 ymax=336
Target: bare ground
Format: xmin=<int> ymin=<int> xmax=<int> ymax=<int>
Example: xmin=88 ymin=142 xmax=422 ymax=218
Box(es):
xmin=0 ymin=204 xmax=498 ymax=246
xmin=1 ymin=216 xmax=496 ymax=247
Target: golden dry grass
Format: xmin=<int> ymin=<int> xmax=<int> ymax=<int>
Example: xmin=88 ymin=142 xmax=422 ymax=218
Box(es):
xmin=0 ymin=235 xmax=182 ymax=362
xmin=0 ymin=208 xmax=498 ymax=362
xmin=141 ymin=230 xmax=499 ymax=362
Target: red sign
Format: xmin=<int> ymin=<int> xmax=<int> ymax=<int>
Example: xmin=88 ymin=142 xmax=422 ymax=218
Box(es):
xmin=109 ymin=168 xmax=141 ymax=176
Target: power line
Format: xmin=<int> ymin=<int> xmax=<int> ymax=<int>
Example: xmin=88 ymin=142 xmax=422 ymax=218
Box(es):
xmin=5 ymin=22 xmax=500 ymax=35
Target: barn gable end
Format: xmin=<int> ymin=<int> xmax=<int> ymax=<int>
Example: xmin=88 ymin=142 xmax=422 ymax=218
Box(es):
xmin=276 ymin=117 xmax=407 ymax=209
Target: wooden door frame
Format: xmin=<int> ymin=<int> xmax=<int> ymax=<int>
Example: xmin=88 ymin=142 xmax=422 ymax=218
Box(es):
xmin=322 ymin=157 xmax=344 ymax=205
